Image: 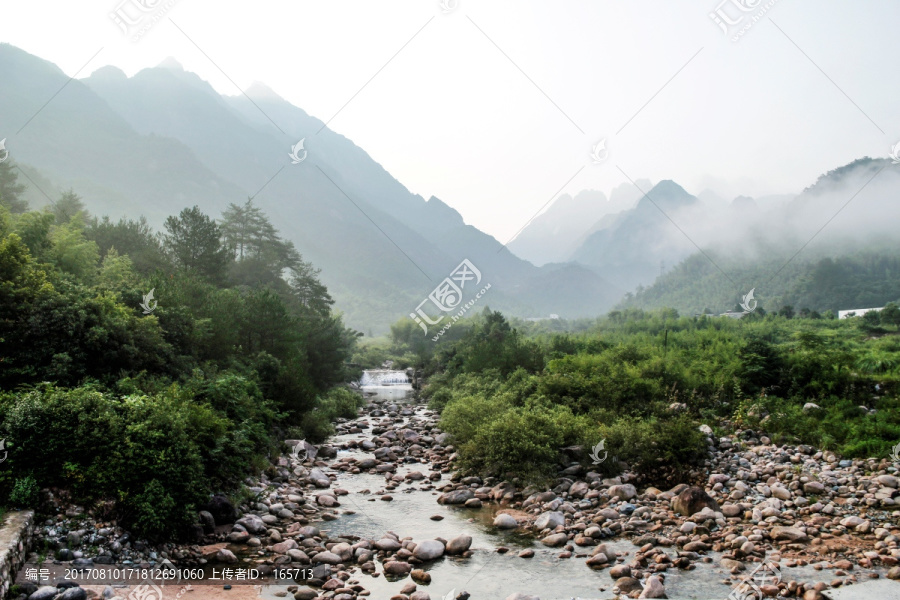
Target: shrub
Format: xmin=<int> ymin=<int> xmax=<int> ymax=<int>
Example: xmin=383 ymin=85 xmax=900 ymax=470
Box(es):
xmin=8 ymin=476 xmax=40 ymax=507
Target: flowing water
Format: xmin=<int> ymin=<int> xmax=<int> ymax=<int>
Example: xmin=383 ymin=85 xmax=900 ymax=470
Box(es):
xmin=261 ymin=372 xmax=884 ymax=600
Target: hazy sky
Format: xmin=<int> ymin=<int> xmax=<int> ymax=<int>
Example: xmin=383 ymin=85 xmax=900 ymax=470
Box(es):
xmin=2 ymin=1 xmax=898 ymax=242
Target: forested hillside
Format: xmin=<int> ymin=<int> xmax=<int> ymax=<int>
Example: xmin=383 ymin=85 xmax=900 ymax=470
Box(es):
xmin=0 ymin=161 xmax=360 ymax=538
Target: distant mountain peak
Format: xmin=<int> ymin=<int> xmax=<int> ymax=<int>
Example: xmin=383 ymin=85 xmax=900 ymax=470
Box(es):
xmin=88 ymin=65 xmax=128 ymax=80
xmin=246 ymin=81 xmax=284 ymax=101
xmin=157 ymin=57 xmax=184 ymax=71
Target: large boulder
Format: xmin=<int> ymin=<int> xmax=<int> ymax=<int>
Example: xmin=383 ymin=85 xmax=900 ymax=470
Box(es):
xmin=236 ymin=514 xmax=267 ymax=534
xmin=205 ymin=494 xmax=238 ymax=524
xmin=770 ymin=526 xmax=808 ymax=542
xmin=308 ymin=468 xmax=331 ymax=488
xmin=493 ymin=514 xmax=518 ymax=529
xmin=638 ymin=575 xmax=667 ymax=598
xmin=533 ymin=511 xmax=565 ymax=531
xmin=446 ymin=534 xmax=472 ymax=555
xmin=375 ymin=537 xmax=402 ymax=552
xmin=672 ymin=486 xmax=720 ymax=517
xmin=438 ymin=489 xmax=475 ymax=505
xmin=412 ymin=539 xmax=445 ymax=561
xmin=29 ymin=587 xmax=61 ymax=600
xmin=383 ymin=561 xmax=412 ymax=575
xmin=608 ymin=484 xmax=637 ymax=501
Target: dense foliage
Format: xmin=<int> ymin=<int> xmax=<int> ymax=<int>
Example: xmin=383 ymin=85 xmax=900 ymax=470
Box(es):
xmin=0 ymin=171 xmax=361 ymax=538
xmin=384 ymin=305 xmax=900 ymax=487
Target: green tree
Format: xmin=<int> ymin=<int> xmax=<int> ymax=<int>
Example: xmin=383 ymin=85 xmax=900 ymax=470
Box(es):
xmin=50 ymin=189 xmax=88 ymax=224
xmin=0 ymin=160 xmax=27 ymax=213
xmin=163 ymin=206 xmax=230 ymax=282
xmin=86 ymin=215 xmax=168 ymax=274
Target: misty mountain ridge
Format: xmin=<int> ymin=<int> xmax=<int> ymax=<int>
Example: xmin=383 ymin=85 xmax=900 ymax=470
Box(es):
xmin=0 ymin=44 xmax=622 ymax=332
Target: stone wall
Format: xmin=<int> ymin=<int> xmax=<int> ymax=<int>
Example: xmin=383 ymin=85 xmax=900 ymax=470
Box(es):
xmin=0 ymin=511 xmax=35 ymax=598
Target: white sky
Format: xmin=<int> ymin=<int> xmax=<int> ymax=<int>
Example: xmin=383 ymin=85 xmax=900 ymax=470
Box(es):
xmin=2 ymin=0 xmax=898 ymax=242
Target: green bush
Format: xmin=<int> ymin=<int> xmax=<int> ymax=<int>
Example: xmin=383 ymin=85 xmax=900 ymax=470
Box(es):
xmin=8 ymin=475 xmax=40 ymax=507
xmin=295 ymin=387 xmax=364 ymax=442
xmin=0 ymin=382 xmax=272 ymax=540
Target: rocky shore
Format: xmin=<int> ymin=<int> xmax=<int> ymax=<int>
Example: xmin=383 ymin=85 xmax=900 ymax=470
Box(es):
xmin=15 ymin=392 xmax=900 ymax=600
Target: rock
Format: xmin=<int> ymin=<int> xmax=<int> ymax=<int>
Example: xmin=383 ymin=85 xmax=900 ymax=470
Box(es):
xmin=446 ymin=534 xmax=472 ymax=555
xmin=534 ymin=511 xmax=565 ymax=531
xmin=610 ymin=564 xmax=631 ymax=578
xmin=541 ymin=533 xmax=568 ymax=547
xmin=771 ymin=486 xmax=792 ymax=501
xmin=198 ymin=510 xmax=216 ymax=533
xmin=206 ymin=494 xmax=238 ymax=524
xmin=410 ymin=592 xmax=431 ymax=600
xmin=494 ymin=514 xmax=518 ymax=529
xmin=293 ymin=587 xmax=317 ymax=600
xmin=770 ymin=526 xmax=808 ymax=542
xmin=410 ymin=569 xmax=431 ymax=584
xmin=585 ymin=554 xmax=609 ymax=567
xmin=273 ymin=540 xmax=299 ymax=554
xmin=683 ymin=541 xmax=710 ymax=553
xmin=29 ymin=587 xmax=60 ymax=600
xmin=215 ymin=549 xmax=238 ymax=563
xmin=638 ymin=574 xmax=667 ymax=598
xmin=413 ymin=540 xmax=445 ymax=561
xmin=721 ymin=504 xmax=742 ymax=518
xmin=308 ymin=468 xmax=331 ymax=488
xmin=608 ymin=484 xmax=637 ymax=501
xmin=287 ymin=549 xmax=310 ymax=563
xmin=58 ymin=589 xmax=86 ymax=600
xmin=383 ymin=561 xmax=412 ymax=575
xmin=614 ymin=577 xmax=643 ymax=594
xmin=672 ymin=486 xmax=720 ymax=516
xmin=226 ymin=531 xmax=250 ymax=543
xmin=803 ymin=481 xmax=826 ymax=494
xmin=877 ymin=474 xmax=899 ymax=489
xmin=375 ymin=537 xmax=402 ymax=552
xmin=313 ymin=551 xmax=343 ymax=565
xmin=439 ymin=489 xmax=474 ymax=505
xmin=803 ymin=403 xmax=821 ymax=413
xmin=593 ymin=544 xmax=617 ymax=563
xmin=236 ymin=514 xmax=267 ymax=534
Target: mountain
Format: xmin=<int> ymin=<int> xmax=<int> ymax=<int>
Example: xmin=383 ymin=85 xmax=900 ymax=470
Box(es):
xmin=507 ymin=181 xmax=650 ymax=266
xmin=0 ymin=44 xmax=622 ymax=332
xmin=570 ymin=180 xmax=706 ymax=291
xmin=614 ymin=158 xmax=900 ymax=315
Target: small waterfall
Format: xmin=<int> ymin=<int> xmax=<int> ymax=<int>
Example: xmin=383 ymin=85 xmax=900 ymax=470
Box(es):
xmin=360 ymin=369 xmax=410 ymax=387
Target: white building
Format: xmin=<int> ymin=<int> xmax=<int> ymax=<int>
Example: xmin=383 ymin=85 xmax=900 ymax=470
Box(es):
xmin=838 ymin=307 xmax=884 ymax=319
